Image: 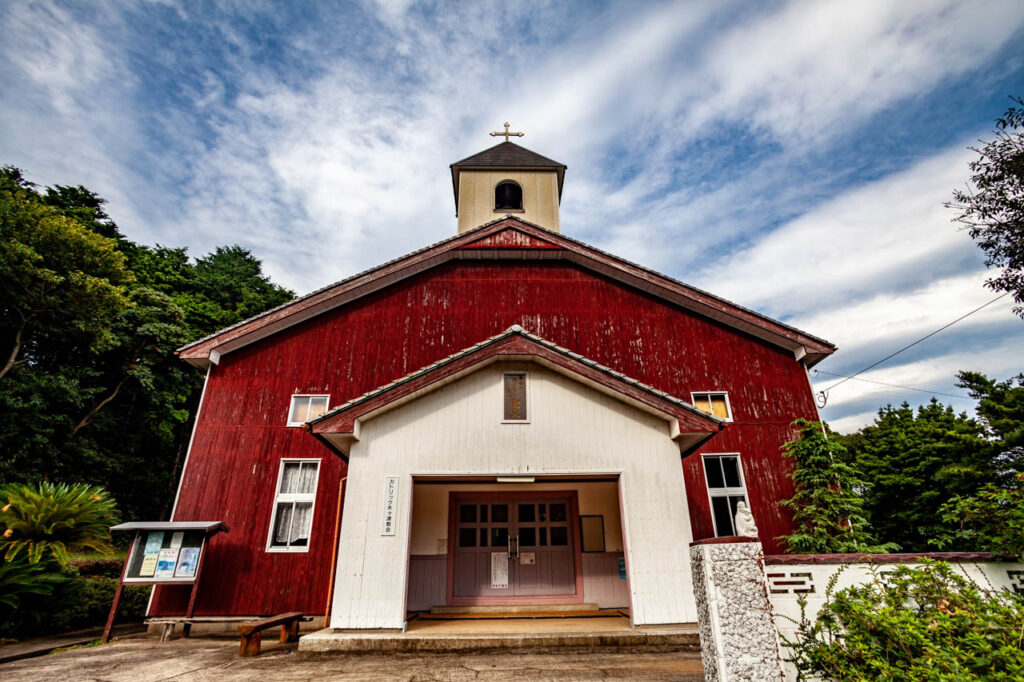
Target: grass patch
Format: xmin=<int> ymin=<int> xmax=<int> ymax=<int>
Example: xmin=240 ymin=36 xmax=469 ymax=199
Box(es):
xmin=51 ymin=639 xmax=104 ymax=654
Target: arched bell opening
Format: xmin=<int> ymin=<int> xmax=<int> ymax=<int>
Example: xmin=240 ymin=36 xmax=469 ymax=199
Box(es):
xmin=494 ymin=181 xmax=523 ymax=211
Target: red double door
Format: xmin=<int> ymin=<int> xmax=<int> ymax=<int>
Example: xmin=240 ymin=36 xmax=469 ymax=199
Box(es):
xmin=449 ymin=493 xmax=579 ymax=603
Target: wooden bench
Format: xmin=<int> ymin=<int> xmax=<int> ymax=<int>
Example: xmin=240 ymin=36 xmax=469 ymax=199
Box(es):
xmin=237 ymin=612 xmax=305 ymax=657
xmin=147 ymin=617 xmax=205 ymax=642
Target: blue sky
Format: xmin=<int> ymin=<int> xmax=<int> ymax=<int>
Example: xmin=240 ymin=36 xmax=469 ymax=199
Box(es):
xmin=2 ymin=0 xmax=1023 ymax=431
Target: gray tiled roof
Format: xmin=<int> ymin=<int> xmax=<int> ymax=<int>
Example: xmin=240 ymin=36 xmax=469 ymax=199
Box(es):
xmin=451 ymin=141 xmax=566 ymax=169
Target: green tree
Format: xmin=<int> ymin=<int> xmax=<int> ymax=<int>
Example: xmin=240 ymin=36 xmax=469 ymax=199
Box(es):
xmin=836 ymin=400 xmax=1001 ymax=551
xmin=947 ymin=96 xmax=1024 ymax=317
xmin=778 ymin=420 xmax=893 ymax=554
xmin=0 ymin=168 xmax=131 ymax=380
xmin=957 ymin=371 xmax=1024 ymax=471
xmin=0 ymin=165 xmax=293 ymax=522
xmin=933 ymin=473 xmax=1024 ymax=560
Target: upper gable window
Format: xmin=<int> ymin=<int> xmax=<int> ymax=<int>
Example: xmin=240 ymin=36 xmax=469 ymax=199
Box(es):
xmin=691 ymin=392 xmax=732 ymax=421
xmin=495 ymin=181 xmax=523 ymax=211
xmin=503 ymin=372 xmax=528 ymax=422
xmin=287 ymin=395 xmax=330 ymax=426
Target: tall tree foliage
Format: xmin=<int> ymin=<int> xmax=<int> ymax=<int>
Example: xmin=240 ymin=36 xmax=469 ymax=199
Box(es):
xmin=778 ymin=420 xmax=892 ymax=554
xmin=947 ymin=95 xmax=1024 ymax=317
xmin=836 ymin=397 xmax=1013 ymax=552
xmin=0 ymin=167 xmax=293 ymax=521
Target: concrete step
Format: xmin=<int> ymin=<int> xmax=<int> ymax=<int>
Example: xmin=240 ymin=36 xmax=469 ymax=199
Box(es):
xmin=299 ymin=623 xmax=701 ymax=655
xmin=429 ymin=603 xmax=601 ymax=615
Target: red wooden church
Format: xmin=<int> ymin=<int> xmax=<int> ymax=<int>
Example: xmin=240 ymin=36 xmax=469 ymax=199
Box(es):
xmin=152 ymin=137 xmax=834 ymax=629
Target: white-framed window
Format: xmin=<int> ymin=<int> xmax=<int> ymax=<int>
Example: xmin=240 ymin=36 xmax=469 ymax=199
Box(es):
xmin=287 ymin=394 xmax=330 ymax=426
xmin=502 ymin=372 xmax=529 ymax=422
xmin=691 ymin=391 xmax=732 ymax=421
xmin=702 ymin=454 xmax=748 ymax=537
xmin=266 ymin=459 xmax=321 ymax=552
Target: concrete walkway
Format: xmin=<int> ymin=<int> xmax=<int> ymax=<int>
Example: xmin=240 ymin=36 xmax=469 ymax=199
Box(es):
xmin=0 ymin=623 xmax=145 ymax=665
xmin=0 ymin=632 xmax=705 ymax=681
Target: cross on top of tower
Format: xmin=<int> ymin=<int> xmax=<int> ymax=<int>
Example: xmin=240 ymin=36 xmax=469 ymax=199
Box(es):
xmin=489 ymin=122 xmax=524 ymax=143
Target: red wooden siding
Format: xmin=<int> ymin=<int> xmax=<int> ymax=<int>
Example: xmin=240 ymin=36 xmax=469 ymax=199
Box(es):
xmin=154 ymin=259 xmax=817 ymax=616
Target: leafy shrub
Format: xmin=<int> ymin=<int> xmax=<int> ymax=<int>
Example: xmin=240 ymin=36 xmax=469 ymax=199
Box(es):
xmin=52 ymin=572 xmax=149 ymax=632
xmin=0 ymin=556 xmax=69 ymax=638
xmin=778 ymin=420 xmax=896 ymax=554
xmin=67 ymin=556 xmax=124 ymax=578
xmin=785 ymin=560 xmax=1024 ymax=680
xmin=932 ymin=473 xmax=1024 ymax=560
xmin=0 ymin=556 xmax=67 ymax=612
xmin=0 ymin=481 xmax=119 ymax=566
xmin=0 ymin=562 xmax=148 ymax=639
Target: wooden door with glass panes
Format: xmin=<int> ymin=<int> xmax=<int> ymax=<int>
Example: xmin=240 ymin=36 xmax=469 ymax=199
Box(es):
xmin=450 ymin=494 xmax=577 ymax=601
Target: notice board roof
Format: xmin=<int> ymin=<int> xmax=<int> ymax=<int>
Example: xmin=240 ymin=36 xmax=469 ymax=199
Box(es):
xmin=110 ymin=521 xmax=229 ymax=533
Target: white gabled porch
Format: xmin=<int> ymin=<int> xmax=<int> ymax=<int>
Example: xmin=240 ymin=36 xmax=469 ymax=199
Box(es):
xmin=306 ymin=327 xmax=724 ymax=633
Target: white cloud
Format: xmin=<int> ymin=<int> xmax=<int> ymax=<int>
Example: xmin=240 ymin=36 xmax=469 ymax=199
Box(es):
xmin=686 ymin=0 xmax=1024 ymax=146
xmin=696 ymin=143 xmax=985 ymax=317
xmin=792 ymin=272 xmax=1015 ymax=351
xmin=816 ymin=328 xmax=1024 ymax=432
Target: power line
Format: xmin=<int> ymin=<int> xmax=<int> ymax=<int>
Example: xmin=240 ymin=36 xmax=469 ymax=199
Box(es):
xmin=812 ymin=369 xmax=968 ymax=400
xmin=821 ymin=292 xmax=1010 ymax=394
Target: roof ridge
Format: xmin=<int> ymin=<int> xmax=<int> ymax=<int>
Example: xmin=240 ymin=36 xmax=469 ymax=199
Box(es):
xmin=177 ymin=216 xmax=833 ymax=357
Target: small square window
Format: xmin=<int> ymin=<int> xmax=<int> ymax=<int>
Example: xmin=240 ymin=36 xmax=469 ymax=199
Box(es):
xmin=287 ymin=395 xmax=330 ymax=426
xmin=691 ymin=392 xmax=732 ymax=420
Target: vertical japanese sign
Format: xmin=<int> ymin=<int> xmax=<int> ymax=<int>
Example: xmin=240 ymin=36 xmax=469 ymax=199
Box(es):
xmin=490 ymin=552 xmax=509 ymax=589
xmin=381 ymin=476 xmax=398 ymax=536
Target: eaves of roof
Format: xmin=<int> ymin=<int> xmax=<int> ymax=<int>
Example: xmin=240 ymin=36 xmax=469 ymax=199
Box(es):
xmin=176 ymin=215 xmax=836 ymax=369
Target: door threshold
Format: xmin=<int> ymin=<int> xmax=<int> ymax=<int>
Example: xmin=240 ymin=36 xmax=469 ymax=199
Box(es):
xmin=415 ymin=607 xmax=629 ymax=621
xmin=431 ymin=603 xmax=597 ymax=615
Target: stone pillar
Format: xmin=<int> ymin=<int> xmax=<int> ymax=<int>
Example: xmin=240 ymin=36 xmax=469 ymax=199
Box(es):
xmin=690 ymin=537 xmax=784 ymax=682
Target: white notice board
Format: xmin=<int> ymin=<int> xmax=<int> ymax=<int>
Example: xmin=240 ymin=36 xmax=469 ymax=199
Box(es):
xmin=491 ymin=552 xmax=509 ymax=589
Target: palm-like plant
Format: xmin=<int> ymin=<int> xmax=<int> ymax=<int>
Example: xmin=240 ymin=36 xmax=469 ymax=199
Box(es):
xmin=0 ymin=482 xmax=119 ymax=567
xmin=0 ymin=557 xmax=67 ymax=611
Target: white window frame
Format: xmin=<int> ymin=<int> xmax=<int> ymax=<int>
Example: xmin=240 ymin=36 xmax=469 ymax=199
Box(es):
xmin=702 ymin=453 xmax=748 ymax=537
xmin=501 ymin=371 xmax=530 ymax=423
xmin=265 ymin=459 xmax=321 ymax=553
xmin=690 ymin=391 xmax=733 ymax=421
xmin=286 ymin=394 xmax=330 ymax=427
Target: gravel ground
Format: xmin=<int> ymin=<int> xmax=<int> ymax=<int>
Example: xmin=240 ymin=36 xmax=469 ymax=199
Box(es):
xmin=0 ymin=634 xmax=704 ymax=681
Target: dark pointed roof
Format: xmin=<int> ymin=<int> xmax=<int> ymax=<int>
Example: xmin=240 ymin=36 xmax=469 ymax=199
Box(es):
xmin=450 ymin=141 xmax=567 ymax=210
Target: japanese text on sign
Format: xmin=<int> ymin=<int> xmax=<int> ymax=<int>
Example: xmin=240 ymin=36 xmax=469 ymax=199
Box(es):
xmin=381 ymin=476 xmax=398 ymax=536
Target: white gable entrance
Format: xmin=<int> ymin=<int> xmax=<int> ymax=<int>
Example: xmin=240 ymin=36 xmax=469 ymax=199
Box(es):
xmin=325 ymin=361 xmax=702 ymax=629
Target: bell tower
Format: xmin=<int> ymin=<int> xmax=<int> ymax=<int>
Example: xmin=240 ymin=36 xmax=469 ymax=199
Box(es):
xmin=450 ymin=124 xmax=566 ymax=234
